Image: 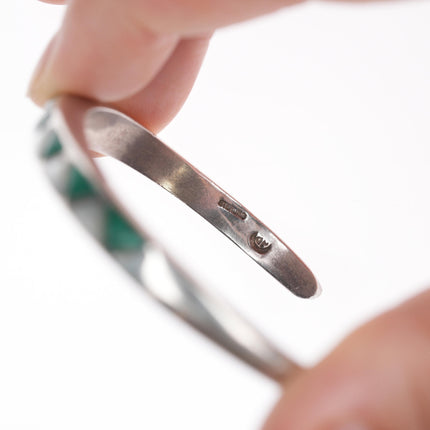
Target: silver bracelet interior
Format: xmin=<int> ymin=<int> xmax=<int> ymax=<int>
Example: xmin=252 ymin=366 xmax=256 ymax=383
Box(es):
xmin=36 ymin=95 xmax=320 ymax=383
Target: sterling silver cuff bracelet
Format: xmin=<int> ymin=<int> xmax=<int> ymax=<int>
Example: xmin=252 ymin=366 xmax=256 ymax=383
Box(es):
xmin=36 ymin=95 xmax=320 ymax=382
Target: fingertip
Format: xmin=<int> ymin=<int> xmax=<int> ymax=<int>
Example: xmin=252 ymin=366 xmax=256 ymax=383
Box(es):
xmin=30 ymin=0 xmax=179 ymax=106
xmin=27 ymin=35 xmax=59 ymax=106
xmin=263 ymin=289 xmax=430 ymax=430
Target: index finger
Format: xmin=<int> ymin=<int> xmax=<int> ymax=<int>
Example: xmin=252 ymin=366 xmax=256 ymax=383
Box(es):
xmin=30 ymin=0 xmax=398 ymax=132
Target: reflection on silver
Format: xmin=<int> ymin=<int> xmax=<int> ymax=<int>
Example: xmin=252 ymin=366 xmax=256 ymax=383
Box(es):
xmin=141 ymin=245 xmax=297 ymax=381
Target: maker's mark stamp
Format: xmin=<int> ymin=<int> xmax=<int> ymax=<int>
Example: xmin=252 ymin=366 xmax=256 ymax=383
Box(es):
xmin=249 ymin=231 xmax=272 ymax=255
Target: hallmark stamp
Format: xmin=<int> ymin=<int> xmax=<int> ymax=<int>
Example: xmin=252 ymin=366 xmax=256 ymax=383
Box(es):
xmin=218 ymin=198 xmax=247 ymax=220
xmin=249 ymin=231 xmax=272 ymax=254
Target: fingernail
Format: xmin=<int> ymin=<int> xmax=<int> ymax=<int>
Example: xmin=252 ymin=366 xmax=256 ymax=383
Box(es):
xmin=27 ymin=35 xmax=59 ymax=105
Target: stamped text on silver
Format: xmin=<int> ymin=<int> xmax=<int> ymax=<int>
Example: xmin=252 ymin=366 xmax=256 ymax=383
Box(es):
xmin=218 ymin=198 xmax=247 ymax=220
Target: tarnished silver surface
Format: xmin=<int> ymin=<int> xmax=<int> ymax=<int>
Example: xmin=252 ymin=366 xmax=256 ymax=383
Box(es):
xmin=81 ymin=103 xmax=320 ymax=299
xmin=38 ymin=95 xmax=319 ymax=382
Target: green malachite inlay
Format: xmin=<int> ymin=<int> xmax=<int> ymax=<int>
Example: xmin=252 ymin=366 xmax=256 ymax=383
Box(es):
xmin=104 ymin=206 xmax=144 ymax=251
xmin=67 ymin=166 xmax=97 ymax=200
xmin=41 ymin=131 xmax=63 ymax=158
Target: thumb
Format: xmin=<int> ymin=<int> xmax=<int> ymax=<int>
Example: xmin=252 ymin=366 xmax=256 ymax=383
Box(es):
xmin=264 ymin=289 xmax=430 ymax=430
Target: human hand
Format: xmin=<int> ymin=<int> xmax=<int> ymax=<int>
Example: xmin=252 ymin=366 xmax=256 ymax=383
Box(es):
xmin=29 ymin=0 xmax=307 ymax=133
xmin=29 ymin=1 xmax=430 ymax=429
xmin=264 ymin=288 xmax=430 ymax=429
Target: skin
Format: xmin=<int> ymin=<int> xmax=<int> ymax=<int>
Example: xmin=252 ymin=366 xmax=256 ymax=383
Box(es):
xmin=30 ymin=1 xmax=430 ymax=429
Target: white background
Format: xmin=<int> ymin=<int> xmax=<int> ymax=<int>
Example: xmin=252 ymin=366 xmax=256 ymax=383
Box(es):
xmin=3 ymin=1 xmax=430 ymax=429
